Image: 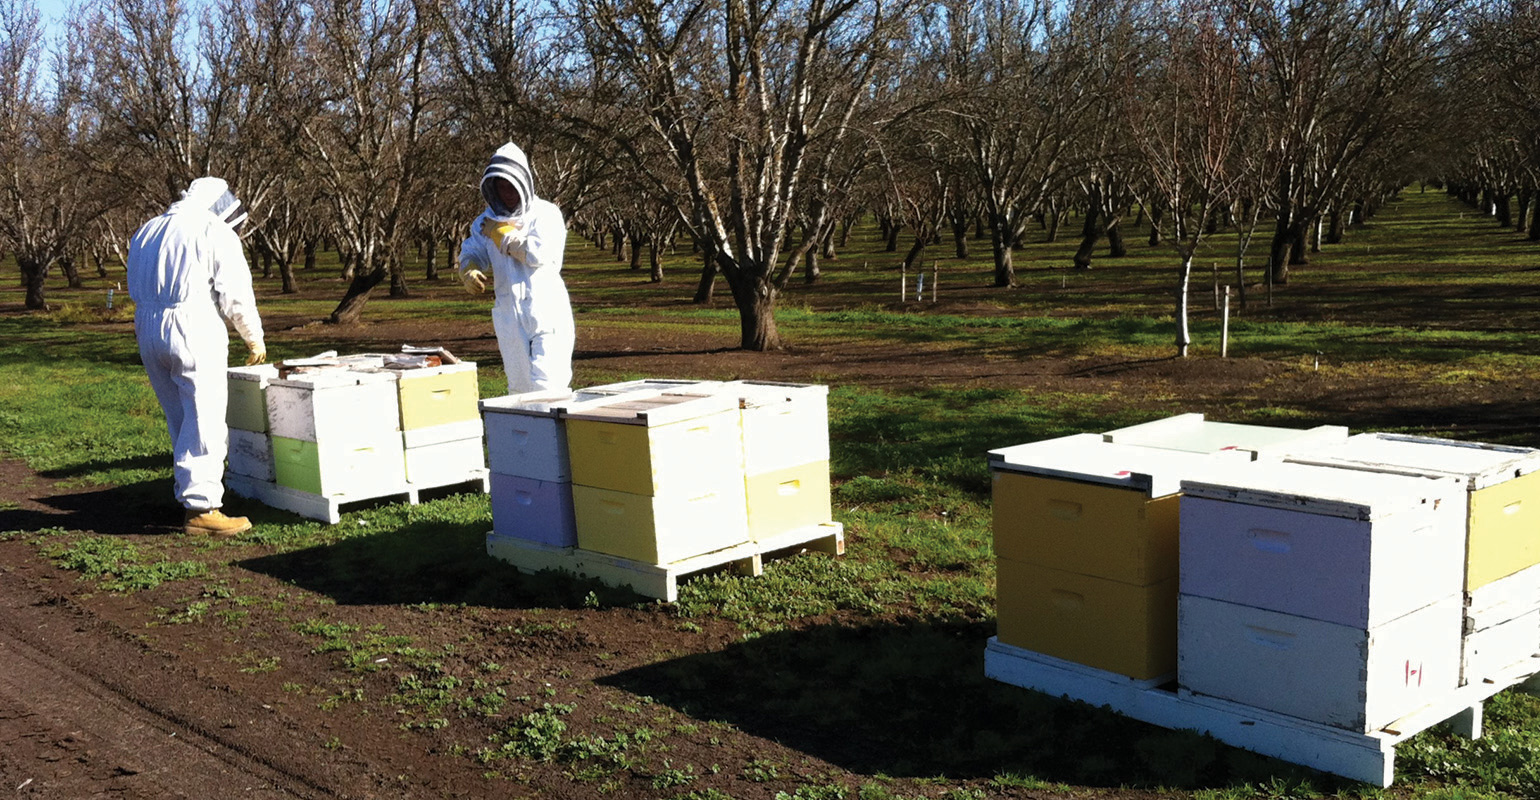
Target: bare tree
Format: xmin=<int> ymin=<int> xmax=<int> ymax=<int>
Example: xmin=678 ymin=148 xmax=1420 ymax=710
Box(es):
xmin=0 ymin=0 xmax=116 ymax=310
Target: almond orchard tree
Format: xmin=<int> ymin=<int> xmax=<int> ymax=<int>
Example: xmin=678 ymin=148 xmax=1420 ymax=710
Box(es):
xmin=0 ymin=0 xmax=117 ymax=310
xmin=1127 ymin=0 xmax=1258 ymax=356
xmin=570 ymin=0 xmax=917 ymax=350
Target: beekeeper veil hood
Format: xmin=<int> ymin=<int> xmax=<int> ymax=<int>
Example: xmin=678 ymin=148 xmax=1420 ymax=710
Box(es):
xmin=480 ymin=143 xmax=536 ymax=219
xmin=180 ymin=176 xmax=249 ymax=234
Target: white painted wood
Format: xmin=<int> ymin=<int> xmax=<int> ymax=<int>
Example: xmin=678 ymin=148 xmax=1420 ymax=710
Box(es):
xmin=1178 ymin=594 xmax=1462 ymax=732
xmin=266 ymin=370 xmax=400 ymax=444
xmin=722 ymin=380 xmax=831 ymax=475
xmin=1466 ymin=563 xmax=1540 ymax=631
xmin=1284 ymin=433 xmax=1540 ymax=491
xmin=988 ymin=434 xmax=1253 ymax=497
xmin=480 ymin=391 xmax=656 ymax=482
xmin=1180 ymin=489 xmax=1464 ymax=629
xmin=485 ymin=521 xmax=843 ymax=601
xmin=1181 ymin=461 xmax=1464 ymax=522
xmin=227 ymin=429 xmax=274 ymax=481
xmin=227 ymin=467 xmax=486 ymax=524
xmin=402 ymin=419 xmax=484 ymax=449
xmin=987 ymin=638 xmax=1540 ymax=786
xmin=571 ymin=480 xmax=750 ymax=565
xmin=403 ymin=436 xmax=485 ymax=485
xmin=1447 ymin=704 xmax=1482 ymax=739
xmin=563 ymin=391 xmax=739 ymax=427
xmin=1462 ymin=609 xmax=1540 ymax=685
xmin=1102 ymin=413 xmax=1348 ymax=459
xmin=579 ymin=378 xmax=725 ymax=396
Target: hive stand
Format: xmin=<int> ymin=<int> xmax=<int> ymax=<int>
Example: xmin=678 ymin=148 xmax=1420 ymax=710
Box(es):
xmin=985 ymin=637 xmax=1540 ymax=787
xmin=227 ymin=467 xmax=489 ymax=525
xmin=486 ymin=521 xmax=844 ymax=602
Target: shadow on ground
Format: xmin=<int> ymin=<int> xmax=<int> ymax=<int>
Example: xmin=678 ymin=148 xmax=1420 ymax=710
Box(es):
xmin=599 ymin=618 xmax=1351 ymax=792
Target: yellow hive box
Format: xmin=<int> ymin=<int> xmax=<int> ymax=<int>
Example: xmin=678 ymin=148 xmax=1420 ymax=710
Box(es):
xmin=391 ymin=363 xmax=480 ymax=430
xmin=992 ymin=470 xmax=1179 ymax=585
xmin=1284 ymin=433 xmax=1540 ymax=592
xmin=996 ymin=557 xmax=1176 ymax=681
xmin=564 ymin=392 xmax=743 ymax=497
xmin=746 ymin=460 xmax=832 ymax=542
xmin=572 ymin=483 xmax=749 ymax=565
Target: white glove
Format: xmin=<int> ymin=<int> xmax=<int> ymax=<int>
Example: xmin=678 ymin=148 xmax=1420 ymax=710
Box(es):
xmin=480 ymin=217 xmax=527 ymax=256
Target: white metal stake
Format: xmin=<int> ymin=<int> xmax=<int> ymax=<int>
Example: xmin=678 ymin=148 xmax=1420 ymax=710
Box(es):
xmin=900 ymin=264 xmax=907 ymax=302
xmin=932 ymin=262 xmax=939 ymax=302
xmin=1221 ymin=286 xmax=1231 ymax=358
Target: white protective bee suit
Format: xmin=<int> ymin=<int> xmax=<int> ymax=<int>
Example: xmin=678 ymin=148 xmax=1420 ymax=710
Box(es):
xmin=458 ymin=143 xmax=574 ymax=394
xmin=128 ymin=177 xmax=264 ymax=513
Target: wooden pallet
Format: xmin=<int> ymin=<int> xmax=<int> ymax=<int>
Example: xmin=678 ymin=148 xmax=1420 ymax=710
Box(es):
xmin=226 ymin=468 xmax=489 ymax=524
xmin=485 ymin=521 xmax=844 ymax=601
xmin=985 ymin=637 xmax=1540 ymax=787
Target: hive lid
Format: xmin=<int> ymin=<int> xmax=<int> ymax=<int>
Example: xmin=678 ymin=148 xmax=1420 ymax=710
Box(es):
xmin=1102 ymin=412 xmax=1348 ymax=459
xmin=269 ymin=368 xmax=396 ymax=390
xmin=578 ymin=378 xmax=725 ymax=396
xmin=988 ymin=433 xmax=1252 ymax=497
xmin=479 ymin=388 xmax=649 ymax=418
xmin=562 ymin=391 xmax=738 ymax=426
xmin=1180 ymin=460 xmax=1463 ymax=520
xmin=228 ymin=364 xmax=279 ymax=382
xmin=1282 ymin=432 xmax=1540 ymax=490
xmin=719 ymin=379 xmax=828 ymax=409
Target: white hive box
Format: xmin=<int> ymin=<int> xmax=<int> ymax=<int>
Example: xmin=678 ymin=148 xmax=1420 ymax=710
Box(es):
xmin=266 ymin=369 xmax=400 ymax=444
xmin=1283 ymin=433 xmax=1540 ymax=592
xmin=1462 ymin=563 xmax=1540 ymax=684
xmin=227 ymin=364 xmax=279 ymax=433
xmin=1179 ymin=593 xmax=1463 ymax=732
xmin=227 ymin=427 xmax=274 ymax=481
xmin=401 ymin=419 xmax=485 ymax=484
xmin=270 ymin=430 xmax=407 ymax=497
xmin=1104 ymin=413 xmax=1348 ymax=459
xmin=1180 ymin=461 xmax=1465 ymax=629
xmin=720 ymin=380 xmax=831 ymax=475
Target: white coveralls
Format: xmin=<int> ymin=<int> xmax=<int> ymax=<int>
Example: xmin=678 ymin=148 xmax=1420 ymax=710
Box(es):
xmin=128 ymin=177 xmax=264 ymax=512
xmin=458 ymin=143 xmax=575 ymax=394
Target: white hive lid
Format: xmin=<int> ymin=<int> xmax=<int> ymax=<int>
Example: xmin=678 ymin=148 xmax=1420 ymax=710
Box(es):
xmin=1181 ymin=460 xmax=1463 ymax=520
xmin=988 ymin=433 xmax=1253 ymax=497
xmin=1102 ymin=412 xmax=1348 ymax=458
xmin=562 ymin=391 xmax=738 ymax=426
xmin=578 ymin=378 xmax=726 ymax=396
xmin=1283 ymin=432 xmax=1540 ymax=491
xmin=720 ymin=379 xmax=828 ymax=408
xmin=479 ymin=389 xmax=633 ymax=418
xmin=228 ymin=364 xmax=279 ymax=382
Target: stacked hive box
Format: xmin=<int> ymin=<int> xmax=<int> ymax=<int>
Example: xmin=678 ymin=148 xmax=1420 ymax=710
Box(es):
xmin=988 ymin=434 xmax=1253 ymax=681
xmin=1283 ymin=434 xmax=1540 ymax=686
xmin=1179 ymin=462 xmax=1466 ymax=731
xmin=375 ymin=362 xmax=484 ymax=485
xmin=227 ymin=364 xmax=279 ymax=481
xmin=564 ymin=392 xmax=750 ymax=564
xmin=266 ymin=369 xmax=408 ymax=498
xmin=480 ymin=390 xmax=611 ymax=549
xmin=723 ymin=380 xmax=833 ymax=543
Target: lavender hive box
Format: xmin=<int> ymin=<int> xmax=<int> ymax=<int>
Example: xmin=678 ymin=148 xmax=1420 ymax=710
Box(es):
xmin=490 ymin=472 xmax=577 ymax=547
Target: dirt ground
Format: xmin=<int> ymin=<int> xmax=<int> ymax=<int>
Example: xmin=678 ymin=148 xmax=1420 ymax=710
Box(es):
xmin=2 ymin=311 xmax=1537 ymax=799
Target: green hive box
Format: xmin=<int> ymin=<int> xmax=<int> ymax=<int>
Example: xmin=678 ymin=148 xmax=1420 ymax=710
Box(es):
xmin=271 ymin=433 xmax=406 ymax=497
xmin=227 ymin=365 xmax=279 ymax=433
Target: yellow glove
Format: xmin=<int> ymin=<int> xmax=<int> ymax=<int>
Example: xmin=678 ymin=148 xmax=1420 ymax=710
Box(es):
xmin=245 ymin=343 xmax=266 ymax=366
xmin=480 ymin=217 xmax=526 ymax=255
xmin=460 ymin=267 xmax=487 ymax=294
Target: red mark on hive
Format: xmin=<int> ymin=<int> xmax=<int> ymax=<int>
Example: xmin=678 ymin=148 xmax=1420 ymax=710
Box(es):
xmin=1406 ymin=660 xmax=1422 ymax=687
xmin=1115 ymin=470 xmax=1130 ymax=477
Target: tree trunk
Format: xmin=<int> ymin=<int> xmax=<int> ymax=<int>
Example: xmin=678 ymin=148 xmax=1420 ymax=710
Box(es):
xmin=950 ymin=217 xmax=969 ymax=258
xmin=1176 ymin=252 xmax=1193 ymax=358
xmin=389 ymin=254 xmax=409 ymax=298
xmin=804 ymin=247 xmax=820 ymax=285
xmin=838 ymin=217 xmax=853 ymax=248
xmin=1106 ymin=216 xmax=1126 ymax=258
xmin=899 ymin=237 xmax=927 ymax=275
xmin=424 ymin=238 xmax=439 ymax=281
xmin=1148 ymin=207 xmax=1164 ymax=246
xmin=329 ymin=264 xmax=387 ymax=323
xmin=693 ymin=243 xmax=717 ymax=304
xmin=988 ymin=213 xmax=1016 ymax=287
xmin=649 ymin=240 xmax=663 ymax=283
xmin=303 ymin=240 xmax=317 ymax=271
xmin=1327 ymin=210 xmax=1346 ymax=245
xmin=1309 ymin=215 xmax=1323 ymax=253
xmin=1517 ymin=191 xmax=1532 ymax=234
xmin=1288 ymin=220 xmax=1309 ymax=266
xmin=280 ymin=259 xmax=297 ymax=294
xmin=1073 ymin=201 xmax=1101 ymax=270
xmin=1495 ymin=193 xmax=1513 ymax=228
xmin=20 ymin=257 xmax=48 ymax=310
xmin=1268 ymin=212 xmax=1292 ymax=285
xmin=1046 ymin=207 xmax=1062 ymax=243
xmin=722 ymin=262 xmax=781 ymax=351
xmin=884 ymin=220 xmax=901 ymax=253
xmin=1530 ymin=190 xmax=1540 ymax=241
xmin=629 ymin=233 xmax=644 ymax=271
xmin=60 ymin=256 xmax=82 ymax=289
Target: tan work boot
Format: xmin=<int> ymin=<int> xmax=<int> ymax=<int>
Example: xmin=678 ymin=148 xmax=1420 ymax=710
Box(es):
xmin=183 ymin=508 xmax=252 ymax=537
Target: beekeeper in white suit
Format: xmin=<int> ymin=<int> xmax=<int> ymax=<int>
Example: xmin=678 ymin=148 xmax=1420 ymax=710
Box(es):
xmin=457 ymin=143 xmax=574 ymax=394
xmin=128 ymin=176 xmax=265 ymax=537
